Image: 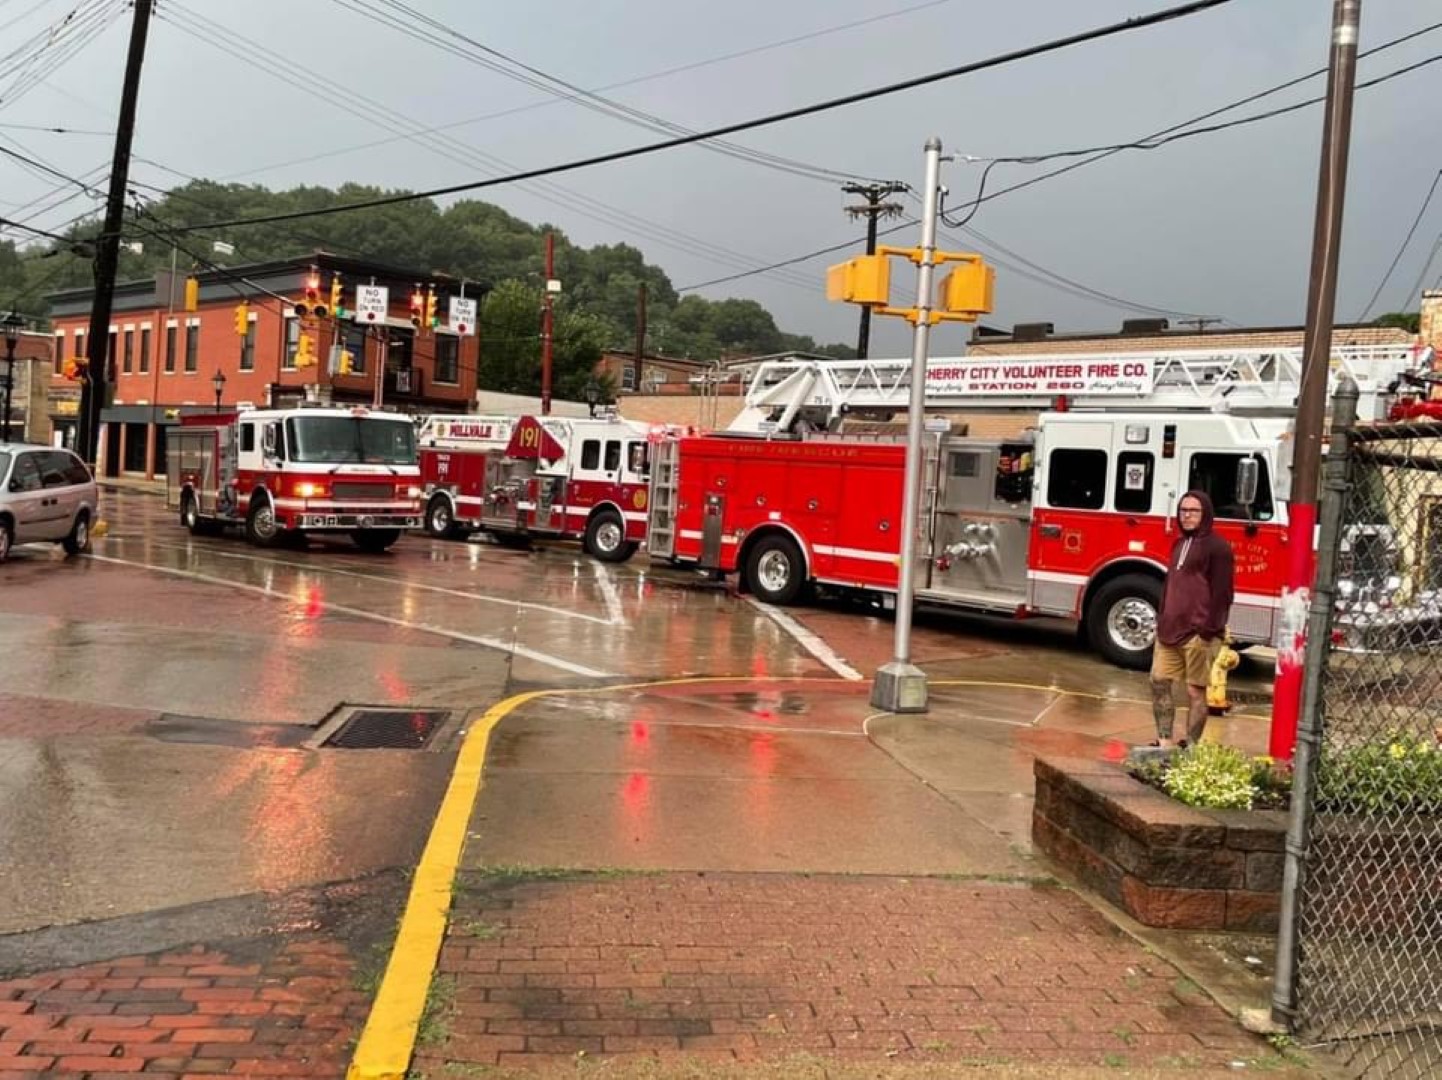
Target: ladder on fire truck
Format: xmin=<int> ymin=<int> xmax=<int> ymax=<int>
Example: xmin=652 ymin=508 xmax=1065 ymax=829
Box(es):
xmin=728 ymin=344 xmax=1427 ymax=432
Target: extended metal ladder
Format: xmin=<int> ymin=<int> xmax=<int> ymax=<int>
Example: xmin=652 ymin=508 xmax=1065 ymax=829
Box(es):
xmin=646 ymin=438 xmax=680 ymax=558
xmin=728 ymin=344 xmax=1424 ymax=431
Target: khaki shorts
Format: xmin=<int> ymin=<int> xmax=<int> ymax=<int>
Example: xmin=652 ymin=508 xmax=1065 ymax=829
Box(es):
xmin=1152 ymin=635 xmax=1220 ymax=687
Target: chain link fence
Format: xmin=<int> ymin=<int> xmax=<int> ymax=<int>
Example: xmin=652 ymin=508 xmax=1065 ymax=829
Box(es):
xmin=1286 ymin=402 xmax=1442 ymax=1077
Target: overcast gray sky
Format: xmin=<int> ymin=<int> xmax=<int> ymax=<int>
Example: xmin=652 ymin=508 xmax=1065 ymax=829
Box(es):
xmin=2 ymin=0 xmax=1439 ymax=356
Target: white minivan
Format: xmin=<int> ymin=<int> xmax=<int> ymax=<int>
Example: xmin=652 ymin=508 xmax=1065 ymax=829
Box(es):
xmin=0 ymin=443 xmax=99 ymax=562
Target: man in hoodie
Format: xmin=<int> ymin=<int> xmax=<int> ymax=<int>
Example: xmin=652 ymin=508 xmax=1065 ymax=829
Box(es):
xmin=1151 ymin=490 xmax=1235 ymax=749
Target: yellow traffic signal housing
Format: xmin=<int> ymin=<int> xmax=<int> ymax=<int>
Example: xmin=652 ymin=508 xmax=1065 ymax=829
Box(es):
xmin=296 ymin=333 xmax=316 ymax=367
xmin=338 ymin=350 xmax=353 ymax=376
xmin=938 ymin=260 xmax=995 ymax=320
xmin=233 ymin=302 xmax=249 ymax=336
xmin=424 ymin=287 xmax=438 ymax=329
xmin=825 ymin=255 xmax=890 ymax=306
xmin=183 ymin=277 xmax=199 ymax=312
xmin=330 ymin=275 xmax=344 ymax=318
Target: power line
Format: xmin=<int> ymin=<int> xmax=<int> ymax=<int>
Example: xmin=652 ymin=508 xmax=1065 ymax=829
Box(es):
xmin=161 ymin=0 xmax=1238 ymax=235
xmin=1358 ymin=167 xmax=1442 ymax=320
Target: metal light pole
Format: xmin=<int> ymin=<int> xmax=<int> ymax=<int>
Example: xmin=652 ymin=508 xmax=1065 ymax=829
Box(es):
xmin=871 ymin=137 xmax=945 ymax=714
xmin=2 ymin=312 xmax=22 ymax=443
xmin=211 ymin=369 xmax=226 ymax=412
xmin=1271 ymin=0 xmax=1362 ymax=761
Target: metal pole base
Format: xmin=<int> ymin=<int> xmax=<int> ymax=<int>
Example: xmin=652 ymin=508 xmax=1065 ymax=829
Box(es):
xmin=870 ymin=661 xmax=929 ymax=713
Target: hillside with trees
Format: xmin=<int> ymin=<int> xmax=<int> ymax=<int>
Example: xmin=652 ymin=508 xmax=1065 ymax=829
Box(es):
xmin=0 ymin=181 xmax=854 ymax=398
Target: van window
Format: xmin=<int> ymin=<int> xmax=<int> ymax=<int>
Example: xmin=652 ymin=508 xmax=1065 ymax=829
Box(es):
xmin=1114 ymin=451 xmax=1155 ymax=514
xmin=12 ymin=453 xmax=42 ymax=492
xmin=60 ymin=453 xmax=91 ymax=486
xmin=604 ymin=440 xmax=621 ymax=471
xmin=40 ymin=452 xmax=71 ymax=488
xmin=581 ymin=439 xmax=600 ymax=470
xmin=1188 ymin=452 xmax=1274 ymax=521
xmin=1046 ymin=448 xmax=1107 ymax=510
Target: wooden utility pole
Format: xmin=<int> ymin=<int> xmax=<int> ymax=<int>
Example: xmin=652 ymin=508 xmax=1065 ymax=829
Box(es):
xmin=78 ymin=0 xmax=154 ymax=467
xmin=634 ymin=282 xmax=647 ymax=392
xmin=843 ymin=181 xmax=907 ymax=359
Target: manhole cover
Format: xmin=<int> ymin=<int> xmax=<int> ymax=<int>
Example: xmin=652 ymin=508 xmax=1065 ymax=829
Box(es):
xmin=322 ymin=709 xmax=449 ymax=750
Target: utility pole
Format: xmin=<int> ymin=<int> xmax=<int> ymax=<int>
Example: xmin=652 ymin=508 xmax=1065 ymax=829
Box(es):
xmin=1272 ymin=0 xmax=1361 ymax=762
xmin=540 ymin=231 xmax=555 ymax=416
xmin=77 ymin=0 xmax=153 ymax=468
xmin=843 ymin=181 xmax=907 ymax=359
xmin=634 ymin=282 xmax=647 ymax=392
xmin=1178 ymin=317 xmax=1223 ymax=334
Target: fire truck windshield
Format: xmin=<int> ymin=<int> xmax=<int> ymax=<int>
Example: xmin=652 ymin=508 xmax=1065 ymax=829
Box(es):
xmin=285 ymin=416 xmax=416 ymax=465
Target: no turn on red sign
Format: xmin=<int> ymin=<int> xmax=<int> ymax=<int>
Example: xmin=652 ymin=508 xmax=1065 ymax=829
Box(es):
xmin=355 ymin=284 xmax=389 ymax=324
xmin=449 ymin=296 xmax=477 ymax=336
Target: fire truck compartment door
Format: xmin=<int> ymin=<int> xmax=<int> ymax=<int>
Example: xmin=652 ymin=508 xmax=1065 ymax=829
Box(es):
xmin=701 ymin=492 xmax=725 ymax=568
xmin=533 ymin=476 xmax=566 ymax=532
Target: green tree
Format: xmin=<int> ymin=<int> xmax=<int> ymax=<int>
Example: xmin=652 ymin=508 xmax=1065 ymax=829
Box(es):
xmin=478 ymin=279 xmax=610 ymax=398
xmin=1374 ymin=311 xmax=1421 ymax=334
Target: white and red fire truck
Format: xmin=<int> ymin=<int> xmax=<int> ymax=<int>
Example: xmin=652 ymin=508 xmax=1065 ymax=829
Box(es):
xmin=166 ymin=405 xmax=423 ymax=552
xmin=648 ymin=346 xmax=1420 ymax=669
xmin=418 ymin=413 xmax=661 ymax=562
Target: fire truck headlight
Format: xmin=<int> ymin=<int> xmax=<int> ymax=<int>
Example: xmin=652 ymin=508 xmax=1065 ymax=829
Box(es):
xmin=295 ymin=481 xmax=324 ymax=499
xmin=406 ymin=485 xmax=423 ymax=500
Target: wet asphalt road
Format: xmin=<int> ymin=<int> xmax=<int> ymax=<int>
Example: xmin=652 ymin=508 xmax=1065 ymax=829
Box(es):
xmin=0 ymin=486 xmax=1278 ymax=944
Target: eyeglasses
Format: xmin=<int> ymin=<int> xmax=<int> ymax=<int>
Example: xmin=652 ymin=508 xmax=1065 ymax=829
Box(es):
xmin=1179 ymin=507 xmax=1204 ymax=515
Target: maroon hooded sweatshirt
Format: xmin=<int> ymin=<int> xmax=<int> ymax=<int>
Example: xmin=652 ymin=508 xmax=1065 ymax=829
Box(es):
xmin=1156 ymin=490 xmax=1235 ymax=647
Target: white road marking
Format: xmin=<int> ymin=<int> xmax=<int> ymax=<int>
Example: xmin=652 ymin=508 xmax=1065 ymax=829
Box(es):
xmin=124 ymin=537 xmax=617 ymax=626
xmin=591 ymin=561 xmax=627 ymax=627
xmin=87 ymin=553 xmax=614 ymax=678
xmin=745 ymin=599 xmax=864 ymax=682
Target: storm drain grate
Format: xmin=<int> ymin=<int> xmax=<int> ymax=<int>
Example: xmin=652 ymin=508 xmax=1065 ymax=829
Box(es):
xmin=322 ymin=709 xmax=449 ymax=750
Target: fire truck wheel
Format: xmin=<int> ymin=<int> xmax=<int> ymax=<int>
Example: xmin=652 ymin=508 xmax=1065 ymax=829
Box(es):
xmin=745 ymin=533 xmax=806 ymax=606
xmin=426 ymin=496 xmax=464 ymax=540
xmin=245 ymin=497 xmax=282 ymax=548
xmin=584 ymin=511 xmax=635 ymax=563
xmin=353 ymin=528 xmax=401 ymax=553
xmin=180 ymin=491 xmax=210 ymax=535
xmin=1086 ymin=573 xmax=1163 ymax=671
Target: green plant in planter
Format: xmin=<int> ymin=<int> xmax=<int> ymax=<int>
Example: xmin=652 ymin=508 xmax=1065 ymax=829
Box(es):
xmin=1317 ymin=734 xmax=1442 ymax=814
xmin=1162 ymin=741 xmax=1256 ymax=810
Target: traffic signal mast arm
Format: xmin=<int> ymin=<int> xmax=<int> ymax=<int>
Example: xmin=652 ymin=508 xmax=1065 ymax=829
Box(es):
xmin=730 ymin=344 xmax=1422 ymax=432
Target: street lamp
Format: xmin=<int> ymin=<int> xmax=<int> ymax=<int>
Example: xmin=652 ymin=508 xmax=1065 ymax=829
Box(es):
xmin=583 ymin=377 xmax=600 ymax=418
xmin=211 ymin=369 xmax=226 ymax=411
xmin=2 ymin=312 xmax=23 ymax=444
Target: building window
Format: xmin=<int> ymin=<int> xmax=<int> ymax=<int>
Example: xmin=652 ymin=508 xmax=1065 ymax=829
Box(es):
xmin=1046 ymin=448 xmax=1108 ymax=510
xmin=139 ymin=327 xmax=151 ymax=374
xmin=387 ymin=331 xmax=413 ymax=372
xmin=343 ymin=325 xmax=367 ymax=374
xmin=240 ymin=318 xmax=255 ymax=371
xmin=107 ymin=329 xmax=117 ymax=379
xmin=74 ymin=330 xmax=85 ymax=370
xmin=621 ymin=364 xmax=636 ymax=391
xmin=164 ymin=324 xmax=177 ymax=372
xmin=434 ymin=336 xmax=459 ymax=384
xmin=184 ymin=319 xmax=199 ymax=373
xmin=53 ymin=334 xmax=64 ymax=375
xmin=283 ymin=318 xmax=299 ymax=369
xmin=123 ymin=329 xmax=133 ymax=374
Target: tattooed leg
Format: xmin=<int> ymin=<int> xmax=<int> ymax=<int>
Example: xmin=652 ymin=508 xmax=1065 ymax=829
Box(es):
xmin=1151 ymin=679 xmax=1177 ymax=746
xmin=1185 ymin=684 xmax=1209 ymax=744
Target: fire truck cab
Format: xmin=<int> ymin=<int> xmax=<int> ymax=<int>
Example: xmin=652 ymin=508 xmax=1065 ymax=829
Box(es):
xmin=419 ymin=413 xmax=656 ymax=562
xmin=650 ymin=347 xmax=1419 ymax=669
xmin=166 ymin=406 xmax=423 ymax=552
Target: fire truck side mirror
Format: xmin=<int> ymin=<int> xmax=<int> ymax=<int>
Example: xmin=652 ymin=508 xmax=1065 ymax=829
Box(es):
xmin=1236 ymin=457 xmax=1259 ymax=509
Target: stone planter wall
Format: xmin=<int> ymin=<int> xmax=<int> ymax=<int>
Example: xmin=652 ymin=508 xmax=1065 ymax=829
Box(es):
xmin=1031 ymin=754 xmax=1288 ymax=931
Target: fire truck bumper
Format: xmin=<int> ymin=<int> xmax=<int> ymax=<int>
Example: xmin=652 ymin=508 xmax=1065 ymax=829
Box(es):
xmin=294 ymin=512 xmax=423 ymax=530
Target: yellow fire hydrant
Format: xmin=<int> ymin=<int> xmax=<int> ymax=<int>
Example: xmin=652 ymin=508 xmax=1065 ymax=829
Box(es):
xmin=1207 ymin=630 xmax=1240 ymax=715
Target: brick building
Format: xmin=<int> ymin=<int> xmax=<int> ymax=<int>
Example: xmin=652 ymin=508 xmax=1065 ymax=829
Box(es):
xmin=47 ymin=253 xmax=481 ymax=478
xmin=2 ymin=329 xmax=59 ymax=445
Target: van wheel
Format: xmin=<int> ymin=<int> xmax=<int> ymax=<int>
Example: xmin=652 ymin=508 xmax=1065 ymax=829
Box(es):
xmin=245 ymin=496 xmax=281 ymax=548
xmin=62 ymin=511 xmax=91 ymax=556
xmin=585 ymin=510 xmax=635 ymax=563
xmin=353 ymin=528 xmax=401 ymax=553
xmin=744 ymin=534 xmax=806 ymax=605
xmin=0 ymin=519 xmax=11 ymax=563
xmin=1086 ymin=574 xmax=1162 ymax=671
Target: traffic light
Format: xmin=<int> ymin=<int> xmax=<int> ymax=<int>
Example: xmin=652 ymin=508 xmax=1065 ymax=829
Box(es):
xmin=424 ymin=287 xmax=438 ymax=329
xmin=938 ymin=260 xmax=995 ymax=320
xmin=338 ymin=349 xmax=353 ymax=376
xmin=233 ymin=302 xmax=249 ymax=336
xmin=295 ymin=270 xmax=326 ymax=318
xmin=62 ymin=357 xmax=88 ymax=382
xmin=296 ymin=333 xmax=316 ymax=368
xmin=183 ymin=277 xmax=199 ymax=312
xmin=825 ymin=254 xmax=890 ymax=306
xmin=409 ymin=286 xmax=425 ymax=329
xmin=329 ymin=274 xmax=344 ymax=319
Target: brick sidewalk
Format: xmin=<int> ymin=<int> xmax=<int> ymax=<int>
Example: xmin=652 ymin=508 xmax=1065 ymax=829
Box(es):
xmin=418 ymin=872 xmax=1300 ymax=1075
xmin=0 ymin=938 xmax=370 ymax=1079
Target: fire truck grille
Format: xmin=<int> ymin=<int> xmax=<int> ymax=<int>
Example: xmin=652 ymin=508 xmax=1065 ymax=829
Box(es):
xmin=322 ymin=708 xmax=449 ymax=750
xmin=331 ymin=482 xmax=395 ymax=501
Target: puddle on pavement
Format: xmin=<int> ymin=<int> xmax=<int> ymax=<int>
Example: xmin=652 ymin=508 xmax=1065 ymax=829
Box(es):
xmin=146 ymin=714 xmax=314 ymax=750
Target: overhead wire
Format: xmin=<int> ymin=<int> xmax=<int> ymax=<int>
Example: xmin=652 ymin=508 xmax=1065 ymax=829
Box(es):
xmin=157 ymin=0 xmax=1240 ymax=235
xmin=1358 ymin=168 xmax=1442 ymax=321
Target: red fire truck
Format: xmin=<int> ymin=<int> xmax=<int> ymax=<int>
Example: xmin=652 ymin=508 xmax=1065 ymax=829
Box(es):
xmin=648 ymin=347 xmax=1418 ymax=669
xmin=166 ymin=406 xmax=423 ymax=552
xmin=418 ymin=413 xmax=659 ymax=562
